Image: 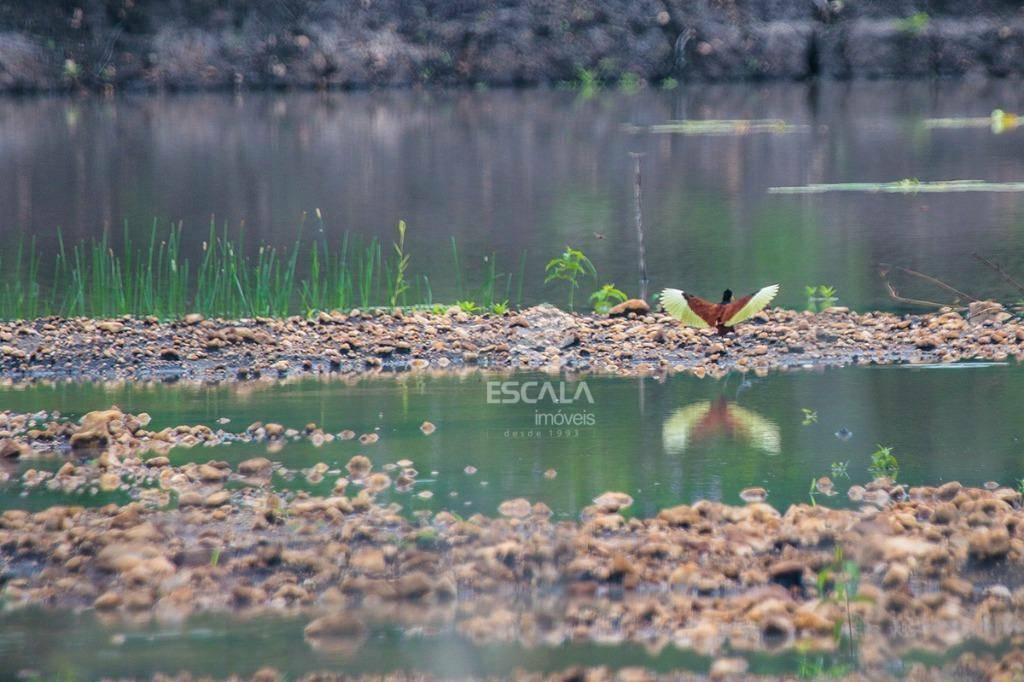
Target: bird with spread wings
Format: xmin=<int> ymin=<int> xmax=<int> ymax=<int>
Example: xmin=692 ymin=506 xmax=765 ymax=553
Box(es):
xmin=659 ymin=284 xmax=779 ymax=335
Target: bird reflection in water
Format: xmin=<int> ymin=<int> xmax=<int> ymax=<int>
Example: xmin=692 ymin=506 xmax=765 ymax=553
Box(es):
xmin=662 ymin=395 xmax=780 ymax=455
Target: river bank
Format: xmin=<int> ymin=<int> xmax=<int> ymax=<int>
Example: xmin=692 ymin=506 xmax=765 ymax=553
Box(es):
xmin=0 ymin=303 xmax=1020 ymax=382
xmin=1 ymin=1 xmax=1024 ymax=92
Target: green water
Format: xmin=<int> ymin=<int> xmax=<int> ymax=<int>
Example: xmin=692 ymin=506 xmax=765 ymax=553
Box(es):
xmin=4 ymin=81 xmax=1024 ymax=313
xmin=2 ymin=363 xmax=1023 ymax=516
xmin=0 ymin=607 xmax=1013 ymax=680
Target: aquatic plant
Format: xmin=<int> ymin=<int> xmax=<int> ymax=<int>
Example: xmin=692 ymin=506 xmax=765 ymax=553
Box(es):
xmin=456 ymin=300 xmax=480 ymax=314
xmin=868 ymin=444 xmax=900 ymax=480
xmin=623 ymin=118 xmax=808 ymax=136
xmin=589 ymin=283 xmax=627 ymax=314
xmin=808 ymin=477 xmax=819 ymax=506
xmin=769 ymin=179 xmax=1024 ymax=194
xmin=545 ymin=247 xmax=596 ymax=311
xmin=0 ymin=220 xmax=532 ymax=320
xmin=923 ymin=109 xmax=1021 ymax=134
xmin=801 ymin=408 xmax=818 ymax=425
xmin=660 ymin=76 xmax=678 ymax=90
xmin=489 ymin=300 xmax=509 ymax=315
xmin=817 ymin=546 xmax=869 ymax=661
xmin=831 ymin=460 xmax=850 ymax=479
xmin=386 ymin=220 xmax=411 ymax=307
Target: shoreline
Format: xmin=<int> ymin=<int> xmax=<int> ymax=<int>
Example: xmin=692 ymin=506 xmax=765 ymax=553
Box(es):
xmin=0 ymin=304 xmax=1020 ymax=382
xmin=2 ymin=2 xmax=1024 ymax=93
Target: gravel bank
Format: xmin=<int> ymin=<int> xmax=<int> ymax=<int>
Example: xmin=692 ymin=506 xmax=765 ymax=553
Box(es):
xmin=0 ymin=304 xmax=1020 ymax=382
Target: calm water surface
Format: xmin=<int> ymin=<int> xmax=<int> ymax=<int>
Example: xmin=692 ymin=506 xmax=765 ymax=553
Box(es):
xmin=2 ymin=364 xmax=1022 ymax=515
xmin=2 ymin=80 xmax=1024 ymax=310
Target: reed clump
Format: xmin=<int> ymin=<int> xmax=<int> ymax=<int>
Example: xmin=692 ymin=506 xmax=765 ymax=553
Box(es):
xmin=0 ymin=219 xmax=525 ymax=320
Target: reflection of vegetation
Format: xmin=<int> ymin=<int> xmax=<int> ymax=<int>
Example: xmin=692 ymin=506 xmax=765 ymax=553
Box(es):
xmin=589 ymin=283 xmax=627 ymax=314
xmin=868 ymin=444 xmax=900 ymax=479
xmin=770 ymin=179 xmax=1024 ymax=194
xmin=545 ymin=247 xmax=597 ymax=311
xmin=623 ymin=119 xmax=808 ymax=136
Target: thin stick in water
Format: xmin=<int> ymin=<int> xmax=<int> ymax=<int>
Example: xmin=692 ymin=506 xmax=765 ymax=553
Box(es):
xmin=631 ymin=153 xmax=649 ymax=301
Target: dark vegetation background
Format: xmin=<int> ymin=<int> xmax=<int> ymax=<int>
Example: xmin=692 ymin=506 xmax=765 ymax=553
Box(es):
xmin=0 ymin=0 xmax=1023 ymax=91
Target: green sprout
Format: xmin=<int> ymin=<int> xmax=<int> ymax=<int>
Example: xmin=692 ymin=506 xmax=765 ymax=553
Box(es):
xmin=816 ymin=546 xmax=871 ymax=661
xmin=545 ymin=246 xmax=597 ymax=311
xmin=589 ymin=283 xmax=628 ymax=314
xmin=868 ymin=444 xmax=900 ymax=480
xmin=387 ymin=219 xmax=410 ymax=307
xmin=801 ymin=408 xmax=818 ymax=425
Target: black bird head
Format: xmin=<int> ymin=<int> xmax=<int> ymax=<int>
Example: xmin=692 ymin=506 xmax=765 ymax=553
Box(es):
xmin=721 ymin=289 xmax=733 ymax=303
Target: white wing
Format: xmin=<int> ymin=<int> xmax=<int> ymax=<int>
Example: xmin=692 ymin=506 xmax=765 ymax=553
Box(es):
xmin=659 ymin=288 xmax=710 ymax=328
xmin=725 ymin=284 xmax=779 ymax=326
xmin=661 ymin=401 xmax=712 ymax=453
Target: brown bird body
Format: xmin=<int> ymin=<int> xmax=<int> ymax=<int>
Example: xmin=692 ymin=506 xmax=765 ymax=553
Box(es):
xmin=660 ymin=284 xmax=779 ymax=335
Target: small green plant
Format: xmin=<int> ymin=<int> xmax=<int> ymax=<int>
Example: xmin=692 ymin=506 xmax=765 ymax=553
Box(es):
xmin=456 ymin=300 xmax=480 ymax=314
xmin=831 ymin=460 xmax=850 ymax=479
xmin=796 ymin=649 xmax=851 ymax=680
xmin=808 ymin=477 xmax=818 ymax=506
xmin=430 ymin=303 xmax=448 ymax=315
xmin=801 ymin=408 xmax=818 ymax=425
xmin=414 ymin=528 xmax=439 ymax=549
xmin=489 ymin=300 xmax=509 ymax=315
xmin=805 ymin=284 xmax=838 ymax=312
xmin=618 ymin=72 xmax=641 ymax=93
xmin=573 ymin=68 xmax=599 ymax=97
xmin=898 ymin=11 xmax=930 ymax=34
xmin=817 ymin=546 xmax=870 ymax=660
xmin=868 ymin=444 xmax=899 ymax=479
xmin=386 ymin=219 xmax=410 ymax=307
xmin=545 ymin=247 xmax=597 ymax=311
xmin=210 ymin=547 xmax=222 ymax=567
xmin=589 ymin=283 xmax=628 ymax=314
xmin=796 ymin=650 xmax=825 ymax=679
xmin=660 ymin=76 xmax=678 ymax=90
